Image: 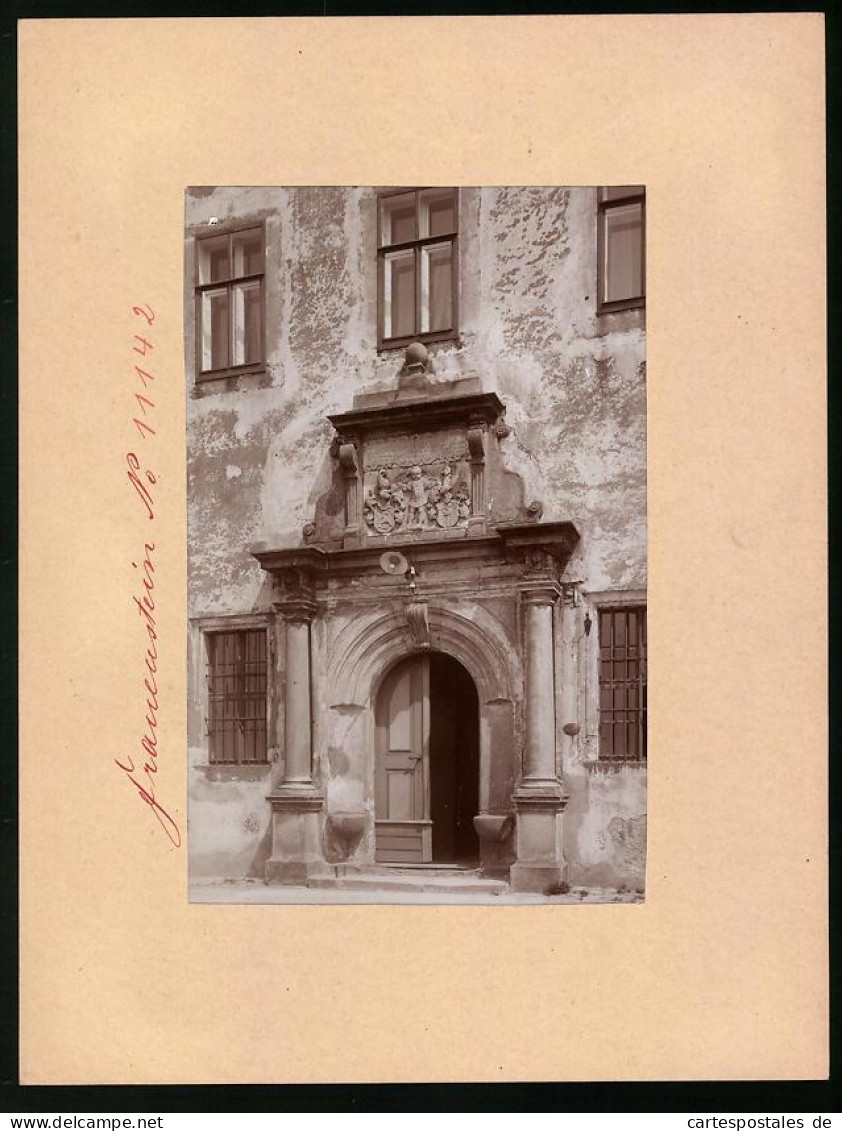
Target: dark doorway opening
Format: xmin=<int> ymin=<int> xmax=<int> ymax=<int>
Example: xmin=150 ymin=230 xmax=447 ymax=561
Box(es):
xmin=429 ymin=652 xmax=480 ymax=864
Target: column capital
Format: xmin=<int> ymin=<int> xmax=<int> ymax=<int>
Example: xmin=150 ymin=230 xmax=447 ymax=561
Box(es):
xmin=520 ymin=584 xmax=560 ymax=608
xmin=273 ymin=564 xmax=316 ymax=620
xmin=273 ymin=598 xmax=317 ymax=624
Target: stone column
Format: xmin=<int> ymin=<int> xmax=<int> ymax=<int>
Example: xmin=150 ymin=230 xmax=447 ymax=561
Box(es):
xmin=266 ymin=589 xmax=326 ymax=885
xmin=280 ymin=603 xmax=315 ymax=787
xmin=510 ymin=585 xmax=568 ymax=894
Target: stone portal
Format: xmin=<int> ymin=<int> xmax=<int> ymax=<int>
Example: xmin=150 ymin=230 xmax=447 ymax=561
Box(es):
xmin=251 ymin=363 xmax=580 ymax=893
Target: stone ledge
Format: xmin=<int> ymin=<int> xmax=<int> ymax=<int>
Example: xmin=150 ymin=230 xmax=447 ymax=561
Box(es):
xmin=267 ymin=788 xmax=325 ymax=812
xmin=512 ymin=784 xmax=569 ymax=812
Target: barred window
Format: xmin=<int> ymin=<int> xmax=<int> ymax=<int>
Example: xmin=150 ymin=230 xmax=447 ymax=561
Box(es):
xmin=598 ymin=607 xmax=647 ymax=763
xmin=206 ymin=629 xmax=268 ymax=764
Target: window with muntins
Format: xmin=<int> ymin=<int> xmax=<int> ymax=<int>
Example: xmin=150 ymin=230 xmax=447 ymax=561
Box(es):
xmin=598 ymin=606 xmax=647 ymax=763
xmin=597 ymin=186 xmax=645 ymax=313
xmin=377 ymin=188 xmax=459 ymax=350
xmin=195 ymin=225 xmax=264 ymax=379
xmin=206 ymin=629 xmax=268 ymax=764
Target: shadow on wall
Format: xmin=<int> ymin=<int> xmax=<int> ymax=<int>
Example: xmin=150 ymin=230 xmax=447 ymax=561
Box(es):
xmin=246 ymin=818 xmax=273 ymax=879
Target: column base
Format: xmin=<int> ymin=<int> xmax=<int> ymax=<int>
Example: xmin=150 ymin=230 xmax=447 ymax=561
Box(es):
xmin=509 ymin=863 xmax=568 ymax=894
xmin=511 ymin=780 xmax=568 ymax=894
xmin=265 ymin=786 xmax=326 ymax=885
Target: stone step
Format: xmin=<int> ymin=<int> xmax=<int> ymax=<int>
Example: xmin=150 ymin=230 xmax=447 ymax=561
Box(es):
xmin=347 ymin=863 xmax=482 ymax=878
xmin=308 ymin=871 xmax=508 ymax=895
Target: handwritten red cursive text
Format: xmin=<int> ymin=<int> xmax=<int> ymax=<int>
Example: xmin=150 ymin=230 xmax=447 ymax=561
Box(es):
xmin=116 ymin=303 xmax=181 ymax=848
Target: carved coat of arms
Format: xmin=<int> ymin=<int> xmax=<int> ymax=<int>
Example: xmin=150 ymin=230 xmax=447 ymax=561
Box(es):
xmin=364 ymin=462 xmax=471 ymax=536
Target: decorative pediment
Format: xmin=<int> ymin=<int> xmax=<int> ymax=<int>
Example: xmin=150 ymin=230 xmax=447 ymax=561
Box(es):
xmin=301 ymin=369 xmax=552 ymax=551
xmin=251 ymin=353 xmax=580 ymax=595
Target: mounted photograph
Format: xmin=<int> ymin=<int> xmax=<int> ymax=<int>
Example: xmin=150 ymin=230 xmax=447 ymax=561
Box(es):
xmin=185 ymin=185 xmax=647 ymax=904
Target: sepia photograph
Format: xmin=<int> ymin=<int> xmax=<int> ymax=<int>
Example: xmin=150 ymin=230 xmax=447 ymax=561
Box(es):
xmin=186 ymin=185 xmax=647 ymax=904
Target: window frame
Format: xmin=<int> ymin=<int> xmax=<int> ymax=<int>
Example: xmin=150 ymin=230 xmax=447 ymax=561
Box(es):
xmin=193 ymin=219 xmax=266 ymax=383
xmin=200 ymin=617 xmax=273 ymax=766
xmin=376 ymin=187 xmax=460 ymax=352
xmin=596 ymin=186 xmax=646 ymax=315
xmin=586 ymin=592 xmax=647 ymax=768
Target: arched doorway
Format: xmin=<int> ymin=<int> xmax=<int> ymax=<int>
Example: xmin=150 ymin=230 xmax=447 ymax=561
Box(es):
xmin=374 ymin=652 xmax=480 ymax=865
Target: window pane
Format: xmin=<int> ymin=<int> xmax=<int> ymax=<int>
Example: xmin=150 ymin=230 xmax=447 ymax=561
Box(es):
xmin=602 ymin=185 xmax=644 ymax=201
xmin=604 ymin=203 xmax=644 ymax=303
xmin=383 ymin=249 xmax=416 ymax=339
xmin=232 ymin=229 xmax=263 ymax=277
xmin=380 ymin=192 xmax=417 ymax=245
xmin=613 ymin=610 xmax=626 ymax=646
xmin=232 ymin=281 xmax=262 ymax=365
xmin=198 ymin=234 xmax=230 ymax=284
xmin=201 ymin=288 xmax=229 ymax=371
xmin=420 ymin=242 xmax=453 ymax=333
xmin=419 ymin=188 xmax=456 ymax=238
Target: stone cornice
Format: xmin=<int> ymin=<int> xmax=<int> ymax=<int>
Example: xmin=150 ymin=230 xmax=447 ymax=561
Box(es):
xmin=251 ymin=519 xmax=579 ymax=584
xmin=494 ymin=521 xmax=580 ymax=561
xmin=328 ymin=390 xmax=505 ymax=439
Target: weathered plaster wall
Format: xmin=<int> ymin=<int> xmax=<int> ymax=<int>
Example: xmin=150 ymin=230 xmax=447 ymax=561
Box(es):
xmin=186 ymin=186 xmax=647 ymax=890
xmin=564 ymin=765 xmax=648 ymax=891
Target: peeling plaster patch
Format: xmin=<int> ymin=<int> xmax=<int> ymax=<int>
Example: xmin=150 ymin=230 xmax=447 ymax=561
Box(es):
xmin=186 ymin=186 xmax=281 ymax=229
xmin=289 ymin=188 xmax=355 ymax=387
xmin=187 ymin=407 xmax=269 ymax=611
xmin=487 ymin=186 xmax=570 ymax=353
xmin=341 ymin=188 xmax=370 ymax=361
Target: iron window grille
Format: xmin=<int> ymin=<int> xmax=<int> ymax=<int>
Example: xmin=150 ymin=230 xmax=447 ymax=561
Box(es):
xmin=194 ymin=223 xmax=265 ymax=380
xmin=377 ymin=188 xmax=459 ymax=351
xmin=597 ymin=186 xmax=646 ymax=314
xmin=598 ymin=606 xmax=647 ymax=763
xmin=206 ymin=629 xmax=268 ymax=764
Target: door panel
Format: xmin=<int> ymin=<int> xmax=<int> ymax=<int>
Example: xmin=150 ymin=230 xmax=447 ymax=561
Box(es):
xmin=375 ymin=655 xmax=431 ymax=862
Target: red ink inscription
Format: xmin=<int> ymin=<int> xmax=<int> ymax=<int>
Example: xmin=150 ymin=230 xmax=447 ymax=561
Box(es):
xmin=119 ymin=304 xmax=181 ymax=848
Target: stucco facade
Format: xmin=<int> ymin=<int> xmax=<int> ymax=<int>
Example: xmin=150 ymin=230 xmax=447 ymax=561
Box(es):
xmin=186 ymin=186 xmax=647 ymax=899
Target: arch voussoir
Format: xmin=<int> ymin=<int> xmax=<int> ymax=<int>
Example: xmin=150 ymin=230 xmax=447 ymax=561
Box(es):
xmin=326 ymin=602 xmax=519 ymax=709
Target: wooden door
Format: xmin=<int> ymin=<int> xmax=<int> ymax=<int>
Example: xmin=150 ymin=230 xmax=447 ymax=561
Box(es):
xmin=374 ymin=655 xmax=432 ymax=863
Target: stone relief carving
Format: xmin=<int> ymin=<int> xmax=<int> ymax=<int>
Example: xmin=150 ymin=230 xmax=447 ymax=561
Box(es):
xmin=363 ymin=428 xmax=468 ymax=471
xmin=519 ymin=546 xmax=561 ymax=580
xmin=363 ymin=461 xmax=472 ymax=536
xmin=275 ymin=566 xmax=316 ymax=606
xmin=405 ymin=602 xmax=431 ymax=649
